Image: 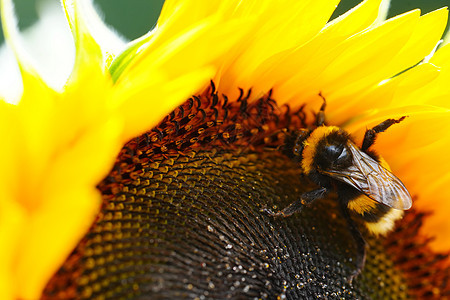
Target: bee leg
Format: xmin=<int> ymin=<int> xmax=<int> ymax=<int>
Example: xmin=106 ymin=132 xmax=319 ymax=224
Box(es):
xmin=263 ymin=187 xmax=328 ymax=217
xmin=315 ymin=92 xmax=327 ymax=126
xmin=338 ymin=200 xmax=367 ymax=283
xmin=361 ymin=116 xmax=406 ymax=151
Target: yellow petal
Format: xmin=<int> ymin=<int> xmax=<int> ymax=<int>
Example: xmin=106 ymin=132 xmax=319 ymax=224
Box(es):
xmin=430 ymin=42 xmax=450 ymax=68
xmin=241 ymin=3 xmax=446 ymax=121
xmin=0 ymin=0 xmax=123 ymax=298
xmin=315 ymin=10 xmax=420 ymax=94
xmin=216 ymin=0 xmax=340 ymax=97
xmin=278 ymin=8 xmax=445 ymax=123
xmin=251 ymin=0 xmax=386 ymax=103
xmin=0 ymin=69 xmax=122 ymax=299
xmin=328 ymin=8 xmax=447 ymax=103
xmin=113 ymin=0 xmax=257 ymax=140
xmin=61 ymin=0 xmax=103 ymax=80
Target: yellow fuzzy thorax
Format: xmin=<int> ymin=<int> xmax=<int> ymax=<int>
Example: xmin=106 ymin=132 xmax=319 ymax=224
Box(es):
xmin=301 ymin=126 xmax=340 ymax=174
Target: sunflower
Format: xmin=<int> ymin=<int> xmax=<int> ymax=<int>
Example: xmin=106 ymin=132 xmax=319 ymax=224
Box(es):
xmin=1 ymin=0 xmax=450 ymax=299
xmin=0 ymin=0 xmax=241 ymax=298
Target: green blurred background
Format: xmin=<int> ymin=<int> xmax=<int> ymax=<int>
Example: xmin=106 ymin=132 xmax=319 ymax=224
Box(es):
xmin=1 ymin=0 xmax=450 ymax=44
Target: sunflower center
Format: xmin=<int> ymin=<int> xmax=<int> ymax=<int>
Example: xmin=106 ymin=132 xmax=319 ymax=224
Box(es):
xmin=43 ymin=84 xmax=450 ymax=299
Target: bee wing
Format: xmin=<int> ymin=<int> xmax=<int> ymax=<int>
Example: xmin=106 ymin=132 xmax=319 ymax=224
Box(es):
xmin=322 ymin=143 xmax=412 ymax=210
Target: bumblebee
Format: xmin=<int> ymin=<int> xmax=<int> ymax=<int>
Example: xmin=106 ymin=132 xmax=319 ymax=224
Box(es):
xmin=265 ymin=97 xmax=412 ymax=282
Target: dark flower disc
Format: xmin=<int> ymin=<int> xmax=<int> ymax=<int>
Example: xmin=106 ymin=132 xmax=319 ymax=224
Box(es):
xmin=43 ymin=85 xmax=450 ymax=299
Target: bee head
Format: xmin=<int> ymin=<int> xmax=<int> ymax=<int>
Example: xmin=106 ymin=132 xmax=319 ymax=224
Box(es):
xmin=315 ymin=138 xmax=352 ymax=171
xmin=300 ymin=126 xmax=353 ymax=175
